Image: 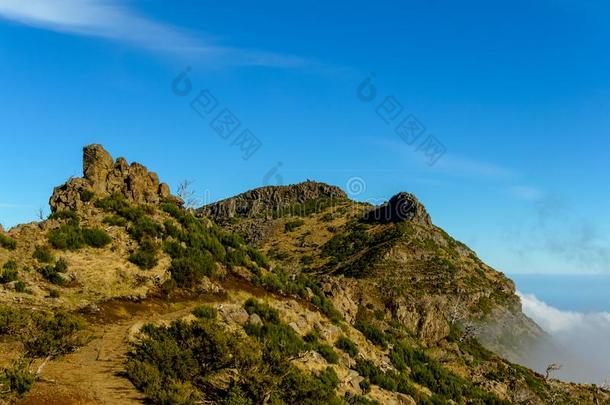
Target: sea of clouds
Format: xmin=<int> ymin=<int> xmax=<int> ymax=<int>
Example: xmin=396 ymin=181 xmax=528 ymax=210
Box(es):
xmin=518 ymin=291 xmax=610 ymax=385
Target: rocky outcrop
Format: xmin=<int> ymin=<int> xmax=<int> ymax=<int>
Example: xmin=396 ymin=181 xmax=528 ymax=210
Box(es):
xmin=363 ymin=192 xmax=432 ymax=226
xmin=199 ymin=181 xmax=347 ymax=222
xmin=49 ymin=144 xmax=176 ymax=212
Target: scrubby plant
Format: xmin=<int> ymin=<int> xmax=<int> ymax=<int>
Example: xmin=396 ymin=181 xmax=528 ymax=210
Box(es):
xmin=192 ymin=305 xmax=217 ymax=320
xmin=0 ymin=233 xmax=17 ymax=250
xmin=102 ymin=215 xmax=127 ymax=227
xmin=48 ymin=222 xmax=84 ymax=250
xmin=48 ymin=210 xmax=79 ymax=222
xmin=284 ymin=219 xmax=305 ymax=232
xmin=335 ymin=336 xmax=359 ymax=358
xmin=33 ymin=246 xmax=54 ymax=263
xmin=0 ymin=361 xmax=34 ymax=396
xmin=14 ymin=281 xmax=26 ymax=293
xmin=82 ymin=227 xmax=112 ymax=248
xmin=129 ymin=239 xmax=159 ymax=270
xmin=1 ymin=260 xmax=19 ymax=284
xmin=79 ymin=189 xmax=95 ymax=202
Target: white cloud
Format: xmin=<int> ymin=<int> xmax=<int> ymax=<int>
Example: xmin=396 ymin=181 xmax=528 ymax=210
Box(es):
xmin=518 ymin=291 xmax=610 ymax=384
xmin=0 ymin=0 xmax=306 ymax=67
xmin=518 ymin=291 xmax=610 ymax=334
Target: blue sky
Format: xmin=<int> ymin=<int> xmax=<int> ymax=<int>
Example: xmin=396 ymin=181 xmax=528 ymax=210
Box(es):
xmin=0 ymin=0 xmax=609 ymax=275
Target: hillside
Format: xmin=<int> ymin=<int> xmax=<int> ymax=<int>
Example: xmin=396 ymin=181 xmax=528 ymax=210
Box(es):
xmin=0 ymin=145 xmax=607 ymax=404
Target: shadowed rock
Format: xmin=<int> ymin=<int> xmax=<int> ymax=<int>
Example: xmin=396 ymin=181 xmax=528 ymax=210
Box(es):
xmin=363 ymin=192 xmax=432 ymax=226
xmin=50 ymin=144 xmax=177 ymax=212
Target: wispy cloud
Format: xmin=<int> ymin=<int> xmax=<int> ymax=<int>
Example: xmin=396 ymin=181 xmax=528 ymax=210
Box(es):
xmin=433 ymin=155 xmax=515 ymax=179
xmin=0 ymin=0 xmax=307 ymax=67
xmin=508 ymin=185 xmax=545 ymax=201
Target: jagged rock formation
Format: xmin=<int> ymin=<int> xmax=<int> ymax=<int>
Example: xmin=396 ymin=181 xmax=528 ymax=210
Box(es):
xmin=49 ymin=144 xmax=176 ymax=212
xmin=199 ymin=181 xmax=347 ymax=222
xmin=363 ymin=192 xmax=432 ymax=226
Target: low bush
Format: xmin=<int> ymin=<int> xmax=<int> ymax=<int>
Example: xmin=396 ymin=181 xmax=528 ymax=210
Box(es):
xmin=192 ymin=305 xmax=217 ymax=320
xmin=335 ymin=336 xmax=359 ymax=357
xmin=48 ymin=289 xmax=61 ymax=298
xmin=284 ymin=219 xmax=305 ymax=232
xmin=129 ymin=239 xmax=159 ymax=270
xmin=0 ymin=362 xmax=34 ymax=396
xmin=0 ymin=234 xmax=16 ymax=250
xmin=129 ymin=216 xmax=163 ymax=241
xmin=33 ymin=246 xmax=54 ymax=263
xmin=354 ymin=318 xmax=387 ymax=349
xmin=82 ymin=227 xmax=112 ymax=248
xmin=79 ymin=189 xmax=94 ymax=202
xmin=15 ymin=281 xmax=26 ymax=293
xmin=317 ymin=344 xmax=339 ymax=364
xmin=169 ymin=249 xmax=214 ymax=286
xmin=48 ymin=222 xmax=83 ymax=250
xmin=1 ymin=261 xmax=19 ymax=284
xmin=102 ymin=215 xmax=127 ymax=227
xmin=48 ymin=210 xmax=79 ymax=221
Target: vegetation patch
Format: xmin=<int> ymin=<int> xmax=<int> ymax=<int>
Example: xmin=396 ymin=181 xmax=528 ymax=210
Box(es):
xmin=0 ymin=233 xmax=16 ymax=250
xmin=33 ymin=246 xmax=54 ymax=263
xmin=1 ymin=260 xmax=19 ymax=284
xmin=0 ymin=306 xmax=86 ymax=400
xmin=126 ymin=301 xmax=343 ymax=404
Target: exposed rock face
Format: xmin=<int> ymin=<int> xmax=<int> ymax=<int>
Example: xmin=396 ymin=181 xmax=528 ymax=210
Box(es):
xmin=50 ymin=144 xmax=176 ymax=212
xmin=363 ymin=192 xmax=432 ymax=226
xmin=199 ymin=181 xmax=347 ymax=222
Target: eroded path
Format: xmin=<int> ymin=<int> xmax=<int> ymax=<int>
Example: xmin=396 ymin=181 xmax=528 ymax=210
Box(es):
xmin=17 ymin=298 xmax=215 ymax=405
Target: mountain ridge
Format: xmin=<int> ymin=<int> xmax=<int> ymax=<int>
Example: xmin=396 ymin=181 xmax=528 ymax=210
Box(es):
xmin=0 ymin=144 xmax=607 ymax=404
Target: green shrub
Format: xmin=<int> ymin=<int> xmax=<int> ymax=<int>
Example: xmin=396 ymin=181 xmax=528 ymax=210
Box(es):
xmin=48 ymin=289 xmax=61 ymax=298
xmin=354 ymin=318 xmax=387 ymax=349
xmin=82 ymin=227 xmax=112 ymax=248
xmin=103 ymin=215 xmax=127 ymax=227
xmin=49 ymin=210 xmax=79 ymax=221
xmin=33 ymin=246 xmax=54 ymax=263
xmin=359 ymin=378 xmax=371 ymax=394
xmin=284 ymin=219 xmax=305 ymax=232
xmin=79 ymin=189 xmax=95 ymax=202
xmin=55 ymin=258 xmax=68 ymax=273
xmin=0 ymin=234 xmax=16 ymax=250
xmin=170 ymin=249 xmax=214 ymax=286
xmin=39 ymin=265 xmax=64 ymax=285
xmin=335 ymin=336 xmax=359 ymax=357
xmin=48 ymin=223 xmax=84 ymax=250
xmin=129 ymin=240 xmax=159 ymax=270
xmin=317 ymin=344 xmax=339 ymax=364
xmin=192 ymin=305 xmax=217 ymax=319
xmin=129 ymin=216 xmax=163 ymax=241
xmin=247 ymin=247 xmax=270 ymax=269
xmin=15 ymin=281 xmax=26 ymax=293
xmin=0 ymin=362 xmax=34 ymax=396
xmin=1 ymin=261 xmax=19 ymax=284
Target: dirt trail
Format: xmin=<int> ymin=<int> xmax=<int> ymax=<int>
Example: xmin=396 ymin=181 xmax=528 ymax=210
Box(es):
xmin=17 ymin=300 xmax=206 ymax=405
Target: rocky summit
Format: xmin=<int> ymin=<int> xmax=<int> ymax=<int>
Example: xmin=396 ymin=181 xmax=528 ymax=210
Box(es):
xmin=0 ymin=145 xmax=607 ymax=404
xmin=363 ymin=192 xmax=432 ymax=226
xmin=49 ymin=144 xmax=177 ymax=213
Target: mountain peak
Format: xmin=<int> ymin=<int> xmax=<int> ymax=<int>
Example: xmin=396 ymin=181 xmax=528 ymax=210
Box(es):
xmin=363 ymin=191 xmax=432 ymax=226
xmin=199 ymin=180 xmax=347 ymax=222
xmin=49 ymin=144 xmax=177 ymax=212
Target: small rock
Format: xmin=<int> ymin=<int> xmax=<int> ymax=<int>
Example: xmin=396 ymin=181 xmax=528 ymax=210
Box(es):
xmin=248 ymin=313 xmax=262 ymax=326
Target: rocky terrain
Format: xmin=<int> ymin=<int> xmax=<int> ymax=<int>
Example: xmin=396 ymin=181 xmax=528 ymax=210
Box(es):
xmin=0 ymin=145 xmax=607 ymax=404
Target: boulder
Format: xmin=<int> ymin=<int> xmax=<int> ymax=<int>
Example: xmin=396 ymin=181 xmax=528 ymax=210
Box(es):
xmin=363 ymin=192 xmax=432 ymax=226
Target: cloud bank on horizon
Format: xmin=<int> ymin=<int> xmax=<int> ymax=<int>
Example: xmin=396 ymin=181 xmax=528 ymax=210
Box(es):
xmin=518 ymin=291 xmax=610 ymax=384
xmin=0 ymin=0 xmax=306 ymax=67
